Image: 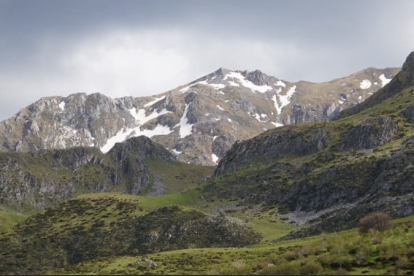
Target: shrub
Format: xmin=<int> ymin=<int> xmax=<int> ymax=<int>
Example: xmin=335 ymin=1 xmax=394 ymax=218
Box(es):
xmin=396 ymin=256 xmax=409 ymax=269
xmin=354 ymin=243 xmax=371 ymax=266
xmin=299 ymin=261 xmax=323 ymax=275
xmin=283 ymin=250 xmax=298 ymax=261
xmin=359 ymin=212 xmax=392 ymax=233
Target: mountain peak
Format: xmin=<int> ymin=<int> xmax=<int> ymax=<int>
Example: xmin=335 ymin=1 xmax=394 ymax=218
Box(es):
xmin=402 ymin=51 xmax=414 ymax=72
xmin=213 ymin=67 xmax=231 ymax=76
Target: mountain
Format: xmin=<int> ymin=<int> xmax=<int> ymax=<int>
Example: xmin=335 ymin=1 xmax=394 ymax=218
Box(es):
xmin=203 ymin=51 xmax=414 ymax=238
xmin=0 ymin=136 xmax=213 ymax=210
xmin=0 ymin=67 xmax=400 ymax=165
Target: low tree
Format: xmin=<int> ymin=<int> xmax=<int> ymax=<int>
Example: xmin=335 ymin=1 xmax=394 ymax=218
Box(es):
xmin=359 ymin=212 xmax=392 ymax=233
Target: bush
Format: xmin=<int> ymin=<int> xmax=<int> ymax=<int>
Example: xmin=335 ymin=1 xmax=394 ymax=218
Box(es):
xmin=359 ymin=212 xmax=392 ymax=233
xmin=299 ymin=261 xmax=323 ymax=275
xmin=283 ymin=250 xmax=298 ymax=261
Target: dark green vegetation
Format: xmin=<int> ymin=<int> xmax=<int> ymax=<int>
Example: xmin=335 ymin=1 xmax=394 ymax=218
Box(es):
xmin=0 ymin=194 xmax=261 ymax=274
xmin=0 ymin=209 xmax=26 ymax=233
xmin=54 ymin=215 xmax=414 ymax=275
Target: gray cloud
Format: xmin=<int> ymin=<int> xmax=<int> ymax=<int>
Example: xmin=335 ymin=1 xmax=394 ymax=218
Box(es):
xmin=0 ymin=0 xmax=413 ymax=121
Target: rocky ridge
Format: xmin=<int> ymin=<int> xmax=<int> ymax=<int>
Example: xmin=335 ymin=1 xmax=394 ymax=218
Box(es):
xmin=0 ymin=67 xmax=400 ymax=165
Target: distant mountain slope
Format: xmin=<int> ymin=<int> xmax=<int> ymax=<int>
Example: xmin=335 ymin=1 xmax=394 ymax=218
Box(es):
xmin=205 ymin=51 xmax=414 ymax=238
xmin=0 ymin=66 xmax=399 ymax=165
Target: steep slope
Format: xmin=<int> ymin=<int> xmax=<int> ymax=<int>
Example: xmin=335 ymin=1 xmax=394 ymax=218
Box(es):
xmin=0 ymin=136 xmax=214 ymax=210
xmin=0 ymin=67 xmax=399 ymax=165
xmin=339 ymin=52 xmax=414 ymax=119
xmin=0 ymin=197 xmax=261 ymax=274
xmin=205 ymin=51 xmax=414 ymax=238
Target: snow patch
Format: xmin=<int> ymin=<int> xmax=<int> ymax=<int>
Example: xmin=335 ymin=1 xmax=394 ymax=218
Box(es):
xmin=275 ymin=80 xmax=286 ymax=87
xmin=216 ymin=105 xmax=224 ymax=111
xmin=360 ymin=79 xmax=372 ymax=89
xmin=128 ymin=107 xmax=171 ymax=125
xmin=101 ymin=124 xmax=172 ymax=154
xmin=209 ymin=83 xmax=226 ymax=90
xmin=271 ymin=122 xmax=284 ymax=127
xmin=101 ymin=108 xmax=172 ymax=153
xmin=254 ymin=113 xmax=266 ymax=123
xmin=174 ymin=104 xmax=194 ymax=139
xmin=213 ymin=135 xmax=218 ymax=141
xmin=172 ymin=149 xmax=182 ymax=155
xmin=223 ymin=71 xmax=272 ymax=93
xmin=272 ymin=85 xmax=297 ymax=115
xmin=58 ymin=101 xmax=65 ymax=111
xmin=379 ymin=74 xmax=392 ymax=87
xmin=144 ymin=96 xmax=166 ymax=107
xmin=218 ymin=91 xmax=225 ymax=95
xmin=212 ymin=154 xmax=219 ymax=164
xmin=228 ymin=81 xmax=239 ymax=87
xmin=227 ymin=118 xmax=232 ymax=122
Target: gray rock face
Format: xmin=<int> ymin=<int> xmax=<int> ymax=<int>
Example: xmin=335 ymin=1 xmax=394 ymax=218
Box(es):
xmin=0 ymin=67 xmax=400 ymax=165
xmin=215 ymin=126 xmax=330 ymax=176
xmin=399 ymin=105 xmax=414 ymax=123
xmin=340 ymin=117 xmax=399 ymax=151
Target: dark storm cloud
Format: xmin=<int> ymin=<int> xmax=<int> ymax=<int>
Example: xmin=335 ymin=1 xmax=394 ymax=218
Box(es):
xmin=0 ymin=0 xmax=413 ymax=121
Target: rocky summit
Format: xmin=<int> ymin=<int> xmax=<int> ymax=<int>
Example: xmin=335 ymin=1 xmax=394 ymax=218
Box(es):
xmin=0 ymin=67 xmax=399 ymax=165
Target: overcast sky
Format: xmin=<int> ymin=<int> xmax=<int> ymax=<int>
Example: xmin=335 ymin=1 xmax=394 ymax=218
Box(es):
xmin=0 ymin=0 xmax=413 ymax=121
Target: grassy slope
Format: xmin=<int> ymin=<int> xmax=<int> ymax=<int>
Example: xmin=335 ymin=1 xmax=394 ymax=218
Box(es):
xmin=0 ymin=210 xmax=26 ymax=233
xmin=146 ymin=159 xmax=215 ymax=194
xmin=61 ymin=214 xmax=414 ymax=275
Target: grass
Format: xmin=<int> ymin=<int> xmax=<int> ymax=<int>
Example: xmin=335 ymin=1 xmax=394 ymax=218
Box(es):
xmin=146 ymin=159 xmax=215 ymax=194
xmin=0 ymin=210 xmax=27 ymax=233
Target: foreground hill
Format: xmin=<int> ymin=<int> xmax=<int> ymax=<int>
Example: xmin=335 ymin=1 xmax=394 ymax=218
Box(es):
xmin=0 ymin=194 xmax=261 ymax=274
xmin=0 ymin=67 xmax=399 ymax=165
xmin=57 ymin=215 xmax=414 ymax=275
